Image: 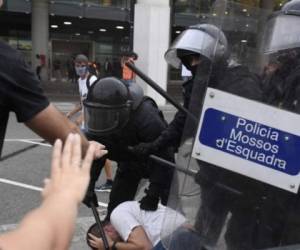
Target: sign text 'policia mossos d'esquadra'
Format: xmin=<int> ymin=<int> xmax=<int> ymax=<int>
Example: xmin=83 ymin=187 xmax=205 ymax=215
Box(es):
xmin=192 ymin=88 xmax=300 ymax=193
xmin=199 ymin=108 xmax=300 ymax=175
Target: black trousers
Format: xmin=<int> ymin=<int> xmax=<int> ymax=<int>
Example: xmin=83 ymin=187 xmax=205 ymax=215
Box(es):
xmin=106 ymin=162 xmax=143 ymax=219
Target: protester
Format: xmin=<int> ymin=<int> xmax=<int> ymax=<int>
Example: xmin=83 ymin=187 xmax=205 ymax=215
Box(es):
xmin=0 ymin=133 xmax=107 ymax=250
xmin=0 ymin=37 xmax=104 ymax=159
xmin=66 ymin=54 xmax=97 ymax=127
xmin=86 ymin=201 xmax=186 ymax=250
xmin=0 ymin=0 xmax=106 ymax=218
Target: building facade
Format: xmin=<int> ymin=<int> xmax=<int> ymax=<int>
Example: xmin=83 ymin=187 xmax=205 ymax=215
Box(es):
xmin=0 ymin=0 xmax=289 ymax=103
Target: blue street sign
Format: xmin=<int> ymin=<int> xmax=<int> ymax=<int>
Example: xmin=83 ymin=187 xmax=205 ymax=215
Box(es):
xmin=199 ymin=108 xmax=300 ymax=176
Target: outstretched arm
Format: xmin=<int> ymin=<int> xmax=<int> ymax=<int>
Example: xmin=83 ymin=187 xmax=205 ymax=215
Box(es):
xmin=25 ymin=103 xmax=104 ymax=158
xmin=0 ymin=133 xmax=108 ymax=250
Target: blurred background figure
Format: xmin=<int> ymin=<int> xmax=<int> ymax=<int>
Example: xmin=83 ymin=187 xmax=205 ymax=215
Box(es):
xmin=104 ymin=57 xmax=113 ymax=76
xmin=67 ymin=56 xmax=77 ymax=84
xmin=121 ymin=51 xmax=138 ymax=85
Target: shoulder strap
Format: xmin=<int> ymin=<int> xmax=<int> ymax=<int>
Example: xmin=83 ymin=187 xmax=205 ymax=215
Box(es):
xmin=86 ymin=74 xmax=95 ymax=91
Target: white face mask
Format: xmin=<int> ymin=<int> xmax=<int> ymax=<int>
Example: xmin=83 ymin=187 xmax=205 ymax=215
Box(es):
xmin=75 ymin=66 xmax=87 ymax=77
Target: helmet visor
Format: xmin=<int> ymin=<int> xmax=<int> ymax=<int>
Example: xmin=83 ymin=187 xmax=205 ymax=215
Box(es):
xmin=262 ymin=14 xmax=300 ymax=54
xmin=83 ymin=102 xmax=130 ymax=135
xmin=165 ymin=29 xmax=218 ymax=69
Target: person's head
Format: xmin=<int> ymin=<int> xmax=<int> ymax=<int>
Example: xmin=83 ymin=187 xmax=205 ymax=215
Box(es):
xmin=122 ymin=51 xmax=138 ymax=61
xmin=262 ymin=0 xmax=300 ymax=66
xmin=130 ymin=52 xmax=138 ymax=60
xmin=86 ymin=222 xmax=122 ymax=249
xmin=165 ymin=23 xmax=229 ymax=75
xmin=83 ymin=77 xmax=143 ymax=136
xmin=0 ymin=0 xmax=3 ymax=8
xmin=75 ymin=54 xmax=89 ymax=78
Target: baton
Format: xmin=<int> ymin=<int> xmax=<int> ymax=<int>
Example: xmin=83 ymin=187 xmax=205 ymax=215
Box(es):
xmin=127 ymin=146 xmax=242 ymax=196
xmin=125 ymin=62 xmax=197 ymax=123
xmin=91 ymin=203 xmax=110 ymax=250
xmin=149 ymin=153 xmax=242 ymax=196
xmin=149 ymin=154 xmax=197 ymax=177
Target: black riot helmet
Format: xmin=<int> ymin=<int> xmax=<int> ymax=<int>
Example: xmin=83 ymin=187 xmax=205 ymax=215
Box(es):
xmin=83 ymin=77 xmax=143 ymax=135
xmin=262 ymin=0 xmax=300 ymax=56
xmin=165 ymin=23 xmax=229 ymax=70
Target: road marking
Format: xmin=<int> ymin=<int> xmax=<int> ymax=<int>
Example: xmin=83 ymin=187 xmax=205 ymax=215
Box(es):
xmin=5 ymin=139 xmax=44 ymax=141
xmin=0 ymin=216 xmax=96 ymax=234
xmin=4 ymin=139 xmax=51 ymax=147
xmin=0 ymin=178 xmax=43 ymax=192
xmin=20 ymin=139 xmax=51 ymax=147
xmin=0 ymin=178 xmax=108 ymax=208
xmin=97 ymin=201 xmax=108 ymax=208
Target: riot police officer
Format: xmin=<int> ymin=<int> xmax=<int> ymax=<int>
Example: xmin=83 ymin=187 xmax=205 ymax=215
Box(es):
xmin=132 ymin=23 xmax=262 ymax=156
xmin=257 ymin=0 xmax=300 ymax=247
xmin=262 ymin=0 xmax=300 ymax=112
xmin=83 ymin=77 xmax=174 ymax=218
xmin=134 ymin=24 xmax=263 ymax=249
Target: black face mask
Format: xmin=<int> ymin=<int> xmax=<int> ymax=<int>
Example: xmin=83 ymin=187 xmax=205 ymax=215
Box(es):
xmin=181 ymin=57 xmax=199 ymax=76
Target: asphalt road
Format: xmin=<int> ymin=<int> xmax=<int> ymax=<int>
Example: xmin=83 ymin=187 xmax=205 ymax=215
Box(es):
xmin=0 ymin=101 xmax=176 ymax=249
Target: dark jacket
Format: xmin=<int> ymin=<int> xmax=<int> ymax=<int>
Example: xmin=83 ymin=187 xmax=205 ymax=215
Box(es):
xmin=157 ymin=63 xmax=262 ymax=151
xmin=263 ymin=58 xmax=300 ymax=113
xmin=85 ymin=97 xmax=174 ymax=215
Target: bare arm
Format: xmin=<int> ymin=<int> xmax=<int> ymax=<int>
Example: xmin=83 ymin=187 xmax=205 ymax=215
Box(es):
xmin=0 ymin=134 xmax=108 ymax=250
xmin=116 ymin=226 xmax=153 ymax=250
xmin=74 ymin=113 xmax=84 ymax=127
xmin=66 ymin=103 xmax=82 ymax=118
xmin=0 ymin=193 xmax=79 ymax=250
xmin=89 ymin=226 xmax=153 ymax=250
xmin=25 ymin=103 xmax=90 ymax=155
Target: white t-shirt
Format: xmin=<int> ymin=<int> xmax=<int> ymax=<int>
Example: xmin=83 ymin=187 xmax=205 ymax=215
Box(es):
xmin=77 ymin=74 xmax=97 ymax=128
xmin=78 ymin=74 xmax=97 ymax=99
xmin=110 ymin=201 xmax=186 ymax=246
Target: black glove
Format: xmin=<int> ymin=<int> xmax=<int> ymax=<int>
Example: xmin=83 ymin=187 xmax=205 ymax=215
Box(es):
xmin=83 ymin=190 xmax=98 ymax=208
xmin=139 ymin=194 xmax=159 ymax=211
xmin=132 ymin=139 xmax=160 ymax=158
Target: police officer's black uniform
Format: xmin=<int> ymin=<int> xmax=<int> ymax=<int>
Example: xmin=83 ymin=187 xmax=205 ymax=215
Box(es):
xmin=0 ymin=41 xmax=49 ymax=156
xmin=83 ymin=77 xmax=174 ymax=218
xmin=194 ymin=63 xmax=264 ymax=250
xmin=255 ymin=1 xmax=300 ymax=247
xmin=133 ymin=24 xmax=264 ymax=250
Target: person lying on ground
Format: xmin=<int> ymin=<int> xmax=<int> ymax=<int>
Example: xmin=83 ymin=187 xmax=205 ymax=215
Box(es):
xmin=86 ymin=201 xmax=186 ymax=250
